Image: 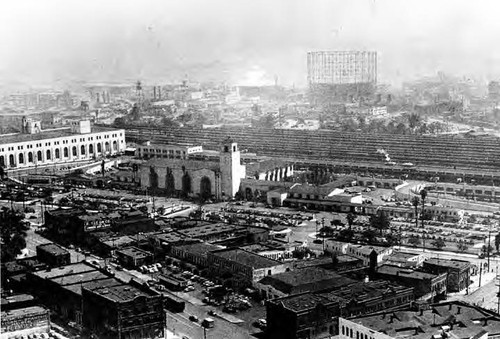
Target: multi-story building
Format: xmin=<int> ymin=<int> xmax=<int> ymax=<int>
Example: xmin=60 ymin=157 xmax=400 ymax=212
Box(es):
xmin=308 ymin=51 xmax=377 ymax=103
xmin=82 ymin=280 xmax=165 ymax=339
xmin=207 ymin=248 xmax=290 ymax=288
xmin=256 ymin=267 xmax=356 ymax=300
xmin=348 ymin=301 xmax=500 ymax=339
xmin=376 ymin=264 xmax=447 ymax=300
xmin=36 ymin=243 xmax=71 ymax=267
xmin=115 ymin=246 xmax=153 ymax=268
xmin=136 ymin=141 xmax=203 ymax=160
xmin=0 ymin=118 xmax=125 ymax=170
xmin=423 ymin=258 xmax=472 ymax=292
xmin=0 ymin=306 xmax=51 ymax=339
xmin=266 ymin=281 xmax=413 ymax=339
xmin=307 ymin=51 xmax=377 ymax=86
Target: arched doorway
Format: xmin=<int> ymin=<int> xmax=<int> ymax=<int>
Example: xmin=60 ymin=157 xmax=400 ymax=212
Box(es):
xmin=200 ymin=176 xmax=212 ymax=201
xmin=18 ymin=153 xmax=24 ymax=164
xmin=112 ymin=140 xmax=117 ymax=151
xmin=0 ymin=155 xmax=4 ymax=167
xmin=37 ymin=150 xmax=42 ymax=162
xmin=63 ymin=147 xmax=69 ymax=157
xmin=9 ymin=154 xmax=15 ymax=167
xmin=72 ymin=146 xmax=77 ymax=157
xmin=182 ymin=172 xmax=192 ymax=196
xmin=89 ymin=144 xmax=94 ymax=154
xmin=81 ymin=145 xmax=86 ymax=155
xmin=97 ymin=143 xmax=102 ymax=153
xmin=165 ymin=168 xmax=175 ymax=196
xmin=46 ymin=150 xmax=51 ymax=160
xmin=105 ymin=142 xmax=110 ymax=153
xmin=55 ymin=149 xmax=60 ymax=159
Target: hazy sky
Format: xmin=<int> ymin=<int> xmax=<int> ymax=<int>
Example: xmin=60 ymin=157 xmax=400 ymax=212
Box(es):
xmin=2 ymin=0 xmax=500 ymax=89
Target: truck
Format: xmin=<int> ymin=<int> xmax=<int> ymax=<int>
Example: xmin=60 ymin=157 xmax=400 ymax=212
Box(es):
xmin=202 ymin=318 xmax=215 ymax=328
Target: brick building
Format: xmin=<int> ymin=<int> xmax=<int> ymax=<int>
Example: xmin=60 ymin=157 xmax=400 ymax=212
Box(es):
xmin=207 ymin=248 xmax=290 ymax=288
xmin=423 ymin=258 xmax=472 ymax=292
xmin=36 ymin=243 xmax=71 ymax=267
xmin=82 ymin=281 xmax=165 ymax=339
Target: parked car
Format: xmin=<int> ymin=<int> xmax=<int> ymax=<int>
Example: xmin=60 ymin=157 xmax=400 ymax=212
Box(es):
xmin=189 ymin=315 xmax=199 ymax=322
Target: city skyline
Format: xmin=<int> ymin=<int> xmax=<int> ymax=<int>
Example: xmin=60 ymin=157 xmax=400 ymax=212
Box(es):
xmin=2 ymin=0 xmax=500 ymax=89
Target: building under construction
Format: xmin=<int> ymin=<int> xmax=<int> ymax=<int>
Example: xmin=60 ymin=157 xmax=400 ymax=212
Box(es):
xmin=307 ymin=51 xmax=377 ymax=105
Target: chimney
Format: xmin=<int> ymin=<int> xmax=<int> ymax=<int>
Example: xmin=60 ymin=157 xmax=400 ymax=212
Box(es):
xmin=419 ymin=309 xmax=423 ymax=316
xmin=483 ymin=318 xmax=488 ymax=326
xmin=456 ymin=306 xmax=461 ymax=314
xmin=448 ymin=304 xmax=452 ymax=310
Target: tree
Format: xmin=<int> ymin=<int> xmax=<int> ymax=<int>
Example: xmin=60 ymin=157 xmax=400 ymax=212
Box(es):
xmin=331 ymin=253 xmax=339 ymax=268
xmin=407 ymin=112 xmax=421 ymax=130
xmin=457 ymin=241 xmax=469 ymax=253
xmin=361 ymin=229 xmax=378 ymax=244
xmin=337 ymin=229 xmax=355 ymax=242
xmin=432 ymin=238 xmax=446 ymax=250
xmin=319 ymin=226 xmax=334 ymax=238
xmin=369 ymin=212 xmax=391 ymax=235
xmin=346 ymin=213 xmax=356 ymax=230
xmin=495 ymin=233 xmax=500 ymax=252
xmin=407 ymin=236 xmax=421 ymax=247
xmin=1 ymin=208 xmax=30 ymax=261
xmin=481 ymin=244 xmax=493 ymax=257
xmin=411 ymin=196 xmax=420 ymax=231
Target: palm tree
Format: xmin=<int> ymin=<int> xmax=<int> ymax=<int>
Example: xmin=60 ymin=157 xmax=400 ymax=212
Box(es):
xmin=420 ymin=189 xmax=428 ymax=251
xmin=411 ymin=196 xmax=420 ymax=231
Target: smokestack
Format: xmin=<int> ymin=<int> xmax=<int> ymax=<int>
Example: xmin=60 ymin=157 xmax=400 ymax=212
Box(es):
xmin=96 ymin=92 xmax=100 ymax=103
xmin=153 ymin=86 xmax=157 ymax=100
xmin=102 ymin=91 xmax=106 ymax=103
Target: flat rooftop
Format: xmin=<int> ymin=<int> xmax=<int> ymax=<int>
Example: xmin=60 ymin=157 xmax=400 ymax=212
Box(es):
xmin=1 ymin=293 xmax=35 ymax=306
xmin=37 ymin=243 xmax=69 ymax=256
xmin=1 ymin=306 xmax=48 ymax=320
xmin=176 ymin=223 xmax=245 ymax=239
xmin=211 ymin=248 xmax=282 ymax=269
xmin=0 ymin=125 xmax=120 ymax=144
xmin=259 ymin=267 xmax=355 ymax=294
xmin=172 ymin=242 xmax=221 ymax=256
xmin=85 ymin=282 xmax=154 ymax=302
xmin=279 ymin=293 xmax=334 ymax=312
xmin=350 ymin=302 xmax=500 ymax=339
xmin=424 ymin=258 xmax=471 ymax=270
xmin=377 ymin=265 xmax=439 ymax=280
xmin=116 ymin=246 xmax=152 ymax=259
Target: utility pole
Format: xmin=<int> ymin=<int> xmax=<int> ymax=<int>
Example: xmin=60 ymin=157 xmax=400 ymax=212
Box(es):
xmin=488 ymin=224 xmax=492 ymax=271
xmin=496 ymin=270 xmax=500 ymax=314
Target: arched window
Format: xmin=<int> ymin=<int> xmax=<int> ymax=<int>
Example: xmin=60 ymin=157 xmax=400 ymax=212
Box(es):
xmin=72 ymin=146 xmax=77 ymax=156
xmin=55 ymin=149 xmax=60 ymax=159
xmin=28 ymin=152 xmax=33 ymax=163
xmin=9 ymin=154 xmax=15 ymax=167
xmin=63 ymin=147 xmax=69 ymax=157
xmin=89 ymin=144 xmax=94 ymax=154
xmin=37 ymin=150 xmax=42 ymax=162
xmin=97 ymin=143 xmax=102 ymax=153
xmin=81 ymin=145 xmax=86 ymax=155
xmin=105 ymin=142 xmax=110 ymax=152
xmin=112 ymin=140 xmax=117 ymax=151
xmin=18 ymin=153 xmax=24 ymax=164
xmin=46 ymin=150 xmax=51 ymax=160
xmin=0 ymin=155 xmax=5 ymax=167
